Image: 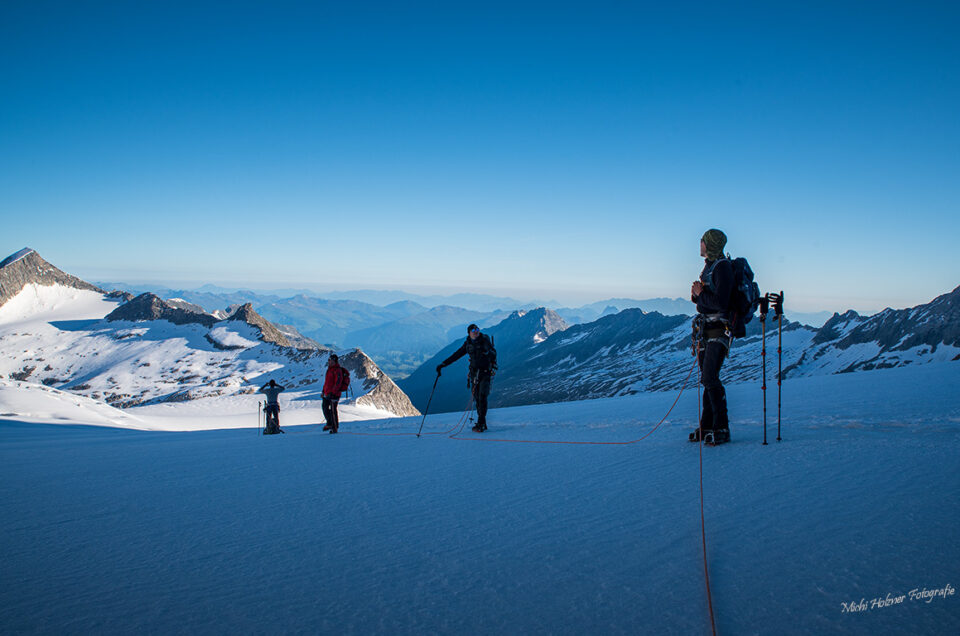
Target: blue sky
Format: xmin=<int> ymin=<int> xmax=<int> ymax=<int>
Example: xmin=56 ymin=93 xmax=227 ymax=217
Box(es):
xmin=1 ymin=1 xmax=958 ymax=312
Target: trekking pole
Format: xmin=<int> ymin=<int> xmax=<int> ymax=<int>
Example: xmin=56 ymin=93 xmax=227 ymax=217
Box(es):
xmin=258 ymin=401 xmax=262 ymax=436
xmin=775 ymin=291 xmax=784 ymax=441
xmin=760 ymin=296 xmax=769 ymax=445
xmin=416 ymin=373 xmax=441 ymax=438
xmin=691 ymin=316 xmax=702 ymax=440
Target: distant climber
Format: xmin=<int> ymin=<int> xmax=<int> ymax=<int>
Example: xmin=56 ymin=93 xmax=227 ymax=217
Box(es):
xmin=436 ymin=324 xmax=497 ymax=432
xmin=259 ymin=379 xmax=286 ymax=435
xmin=690 ymin=229 xmax=734 ymax=445
xmin=322 ymin=354 xmax=350 ymax=434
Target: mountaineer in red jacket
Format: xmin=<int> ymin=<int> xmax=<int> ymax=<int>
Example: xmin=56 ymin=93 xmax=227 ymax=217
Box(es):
xmin=322 ymin=354 xmax=349 ymax=434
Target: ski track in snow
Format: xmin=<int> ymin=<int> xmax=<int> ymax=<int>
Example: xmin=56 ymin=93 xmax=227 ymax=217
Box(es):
xmin=1 ymin=363 xmax=958 ymax=634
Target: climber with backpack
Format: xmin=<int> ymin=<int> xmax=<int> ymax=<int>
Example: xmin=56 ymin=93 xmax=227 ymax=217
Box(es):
xmin=689 ymin=228 xmax=760 ymax=446
xmin=322 ymin=354 xmax=350 ymax=434
xmin=259 ymin=379 xmax=286 ymax=435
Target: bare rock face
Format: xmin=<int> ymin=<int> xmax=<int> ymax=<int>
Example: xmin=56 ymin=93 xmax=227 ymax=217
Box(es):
xmin=0 ymin=248 xmax=105 ymax=307
xmin=106 ymin=290 xmax=135 ymax=302
xmin=274 ymin=324 xmax=326 ymax=351
xmin=341 ymin=349 xmax=420 ymax=417
xmin=227 ymin=303 xmax=292 ymax=347
xmin=166 ymin=298 xmax=211 ymax=315
xmin=106 ymin=293 xmax=218 ymax=327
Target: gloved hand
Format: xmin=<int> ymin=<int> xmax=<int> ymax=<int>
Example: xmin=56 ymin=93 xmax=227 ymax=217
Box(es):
xmin=490 ymin=364 xmax=498 ymax=377
xmin=436 ymin=365 xmax=443 ymax=376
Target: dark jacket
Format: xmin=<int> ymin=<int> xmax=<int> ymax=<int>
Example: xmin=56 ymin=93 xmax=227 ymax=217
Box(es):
xmin=695 ymin=258 xmax=734 ymax=320
xmin=323 ymin=365 xmax=346 ymax=399
xmin=441 ymin=333 xmax=497 ymax=372
xmin=258 ymin=383 xmax=286 ymax=406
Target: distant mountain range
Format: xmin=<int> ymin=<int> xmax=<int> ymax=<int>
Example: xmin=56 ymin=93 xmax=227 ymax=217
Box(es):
xmin=554 ymin=297 xmax=693 ymax=325
xmin=94 ymin=284 xmax=514 ymax=377
xmin=6 ymin=248 xmax=954 ymax=420
xmin=94 ymin=283 xmax=543 ymax=313
xmin=92 ymin=283 xmax=705 ymax=377
xmin=89 ymin=282 xmax=850 ymax=380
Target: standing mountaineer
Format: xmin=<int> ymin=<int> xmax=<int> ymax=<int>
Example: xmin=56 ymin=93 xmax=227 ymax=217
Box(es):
xmin=690 ymin=229 xmax=734 ymax=445
xmin=259 ymin=379 xmax=286 ymax=435
xmin=322 ymin=354 xmax=350 ymax=434
xmin=436 ymin=324 xmax=497 ymax=432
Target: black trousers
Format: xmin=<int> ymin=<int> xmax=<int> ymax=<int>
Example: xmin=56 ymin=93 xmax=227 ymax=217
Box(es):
xmin=264 ymin=404 xmax=281 ymax=433
xmin=471 ymin=372 xmax=492 ymax=425
xmin=698 ymin=340 xmax=729 ymax=431
xmin=322 ymin=397 xmax=339 ymax=431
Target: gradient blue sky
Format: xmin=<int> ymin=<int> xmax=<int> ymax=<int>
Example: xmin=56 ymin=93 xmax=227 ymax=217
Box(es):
xmin=2 ymin=1 xmax=958 ymax=312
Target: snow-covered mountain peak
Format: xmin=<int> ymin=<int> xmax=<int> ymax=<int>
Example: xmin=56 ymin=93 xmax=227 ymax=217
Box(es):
xmin=0 ymin=248 xmax=105 ymax=308
xmin=501 ymin=307 xmax=568 ymax=336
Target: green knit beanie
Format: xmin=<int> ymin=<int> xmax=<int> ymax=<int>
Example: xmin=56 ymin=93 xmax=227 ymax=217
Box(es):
xmin=702 ymin=229 xmax=727 ymax=260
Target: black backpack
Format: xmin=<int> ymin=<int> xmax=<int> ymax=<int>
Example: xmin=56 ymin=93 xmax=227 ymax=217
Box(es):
xmin=728 ymin=256 xmax=761 ymax=337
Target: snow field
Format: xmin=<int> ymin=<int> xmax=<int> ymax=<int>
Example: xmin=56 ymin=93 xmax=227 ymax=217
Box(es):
xmin=0 ymin=379 xmax=394 ymax=432
xmin=1 ymin=363 xmax=958 ymax=634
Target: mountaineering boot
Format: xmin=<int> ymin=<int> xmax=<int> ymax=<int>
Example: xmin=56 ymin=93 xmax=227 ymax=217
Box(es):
xmin=322 ymin=423 xmax=332 ymax=431
xmin=704 ymin=428 xmax=730 ymax=446
xmin=689 ymin=428 xmax=708 ymax=442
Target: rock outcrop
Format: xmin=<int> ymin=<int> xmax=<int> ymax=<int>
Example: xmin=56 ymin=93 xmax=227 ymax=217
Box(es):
xmin=106 ymin=293 xmax=218 ymax=327
xmin=341 ymin=349 xmax=420 ymax=417
xmin=166 ymin=298 xmax=211 ymax=315
xmin=227 ymin=303 xmax=292 ymax=347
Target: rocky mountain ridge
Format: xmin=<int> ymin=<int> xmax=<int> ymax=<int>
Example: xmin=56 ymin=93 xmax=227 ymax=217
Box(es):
xmin=401 ymin=287 xmax=960 ymax=413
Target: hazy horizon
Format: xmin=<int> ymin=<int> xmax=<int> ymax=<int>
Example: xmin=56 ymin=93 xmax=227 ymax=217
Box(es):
xmin=83 ymin=271 xmax=889 ymax=319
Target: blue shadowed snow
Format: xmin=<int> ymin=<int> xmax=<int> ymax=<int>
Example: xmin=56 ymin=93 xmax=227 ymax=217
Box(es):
xmin=1 ymin=363 xmax=958 ymax=634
